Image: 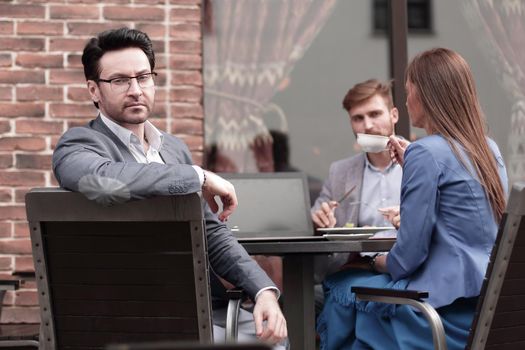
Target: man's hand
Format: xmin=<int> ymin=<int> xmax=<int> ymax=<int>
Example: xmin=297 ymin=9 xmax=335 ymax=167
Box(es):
xmin=312 ymin=201 xmax=338 ymax=228
xmin=253 ymin=290 xmax=287 ymax=344
xmin=388 ymin=136 xmax=411 ymax=166
xmin=202 ymin=170 xmax=238 ymax=221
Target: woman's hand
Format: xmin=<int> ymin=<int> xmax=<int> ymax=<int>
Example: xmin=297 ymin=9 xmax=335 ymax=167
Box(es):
xmin=378 ymin=206 xmax=400 ymax=229
xmin=388 ymin=136 xmax=411 ymax=166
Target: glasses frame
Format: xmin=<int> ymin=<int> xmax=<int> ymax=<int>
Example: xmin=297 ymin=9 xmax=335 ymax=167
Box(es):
xmin=96 ymin=72 xmax=158 ymax=92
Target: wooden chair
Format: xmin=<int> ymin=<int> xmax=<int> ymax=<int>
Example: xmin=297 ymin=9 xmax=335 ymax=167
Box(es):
xmin=352 ymin=181 xmax=525 ymax=350
xmin=26 ymin=188 xmax=213 ymax=350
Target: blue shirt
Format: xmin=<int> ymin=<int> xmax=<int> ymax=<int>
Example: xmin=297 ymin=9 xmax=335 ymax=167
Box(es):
xmin=386 ymin=135 xmax=508 ymax=308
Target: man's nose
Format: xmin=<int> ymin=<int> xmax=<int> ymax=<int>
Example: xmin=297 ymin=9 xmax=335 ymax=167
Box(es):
xmin=363 ymin=116 xmax=374 ymax=131
xmin=127 ymin=78 xmax=143 ymax=96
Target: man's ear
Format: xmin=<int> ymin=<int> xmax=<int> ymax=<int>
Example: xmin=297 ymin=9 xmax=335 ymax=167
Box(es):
xmin=391 ymin=107 xmax=399 ymax=124
xmin=86 ymin=80 xmax=100 ymax=105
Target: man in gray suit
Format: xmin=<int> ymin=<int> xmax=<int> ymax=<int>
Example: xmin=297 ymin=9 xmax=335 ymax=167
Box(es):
xmin=52 ymin=27 xmax=287 ymax=346
xmin=311 ymin=79 xmax=402 ymax=311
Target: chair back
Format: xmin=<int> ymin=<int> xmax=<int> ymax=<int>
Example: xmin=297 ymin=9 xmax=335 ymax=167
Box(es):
xmin=26 ymin=188 xmax=212 ymax=350
xmin=467 ymin=182 xmax=525 ymax=349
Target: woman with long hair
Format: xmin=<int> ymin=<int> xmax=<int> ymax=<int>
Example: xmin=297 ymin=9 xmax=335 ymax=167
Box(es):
xmin=317 ymin=48 xmax=508 ymax=349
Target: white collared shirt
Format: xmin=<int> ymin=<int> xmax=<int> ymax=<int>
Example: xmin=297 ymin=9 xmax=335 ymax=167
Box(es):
xmin=100 ymin=113 xmax=204 ymax=184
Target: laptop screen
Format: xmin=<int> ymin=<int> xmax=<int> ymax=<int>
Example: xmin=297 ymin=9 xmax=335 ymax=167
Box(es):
xmin=219 ymin=173 xmax=314 ymax=239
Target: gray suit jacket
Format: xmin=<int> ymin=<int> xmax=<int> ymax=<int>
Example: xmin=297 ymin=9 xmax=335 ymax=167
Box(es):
xmin=53 ymin=116 xmax=275 ymax=300
xmin=311 ymin=153 xmax=366 ymax=282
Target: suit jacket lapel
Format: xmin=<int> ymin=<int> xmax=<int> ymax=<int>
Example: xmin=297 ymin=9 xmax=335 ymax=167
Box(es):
xmin=90 ymin=115 xmax=137 ymax=163
xmin=342 ymin=153 xmax=366 ymax=226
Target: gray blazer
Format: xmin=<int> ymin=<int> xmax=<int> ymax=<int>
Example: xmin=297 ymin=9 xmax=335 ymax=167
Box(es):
xmin=53 ymin=116 xmax=275 ymax=300
xmin=311 ymin=153 xmax=366 ymax=282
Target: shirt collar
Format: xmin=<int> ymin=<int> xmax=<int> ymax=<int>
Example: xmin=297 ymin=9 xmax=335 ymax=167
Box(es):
xmin=99 ymin=113 xmax=163 ymax=151
xmin=364 ymin=154 xmax=397 ymax=173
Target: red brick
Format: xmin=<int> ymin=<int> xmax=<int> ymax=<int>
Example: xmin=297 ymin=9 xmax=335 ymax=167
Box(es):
xmin=0 ymin=38 xmax=44 ymax=51
xmin=14 ymin=256 xmax=34 ymax=272
xmin=135 ymin=23 xmax=166 ymax=38
xmin=50 ymin=135 xmax=61 ymax=150
xmin=104 ymin=6 xmax=164 ymax=21
xmin=171 ymin=103 xmax=203 ymax=118
xmin=50 ymin=173 xmax=59 ymax=187
xmin=50 ymin=103 xmax=96 ymax=119
xmin=0 ymin=171 xmax=45 ymax=187
xmin=192 ymin=151 xmax=203 ymax=167
xmin=14 ymin=189 xmax=31 ymax=204
xmin=0 ymin=137 xmax=46 ymax=152
xmin=14 ymin=222 xmax=30 ymax=239
xmin=67 ymin=22 xmax=126 ymax=36
xmin=49 ymin=70 xmax=85 ymax=84
xmin=67 ymin=0 xmax=129 ymax=3
xmin=169 ymin=86 xmax=201 ymax=102
xmin=0 ymin=206 xmax=26 ymax=221
xmin=170 ymin=7 xmax=200 ymax=21
xmin=50 ymin=5 xmax=100 ymax=20
xmin=3 ymin=291 xmax=14 ymax=305
xmin=172 ymin=118 xmax=202 ymax=135
xmin=177 ymin=135 xmax=203 ymax=151
xmin=0 ymin=307 xmax=40 ymax=323
xmin=171 ymin=71 xmax=202 ymax=85
xmin=170 ymin=0 xmax=200 ymax=3
xmin=0 ymin=53 xmax=11 ymax=67
xmin=0 ymin=188 xmax=12 ymax=202
xmin=151 ymin=104 xmax=167 ymax=119
xmin=170 ymin=40 xmax=200 ymax=54
xmin=17 ymin=86 xmax=63 ymax=102
xmin=0 ymin=21 xmax=13 ymax=35
xmin=0 ymin=4 xmax=45 ymax=18
xmin=135 ymin=0 xmax=165 ymax=4
xmin=155 ymin=88 xmax=167 ymax=102
xmin=67 ymin=54 xmax=82 ymax=68
xmin=17 ymin=21 xmax=63 ymax=36
xmin=0 ymin=222 xmax=11 ymax=238
xmin=49 ymin=38 xmax=87 ymax=52
xmin=0 ymin=103 xmax=45 ymax=118
xmin=66 ymin=119 xmax=91 ymax=129
xmin=0 ymin=239 xmax=32 ymax=254
xmin=67 ymin=86 xmax=90 ymax=101
xmin=16 ymin=154 xmax=52 ymax=170
xmin=170 ymin=54 xmax=201 ymax=70
xmin=16 ymin=54 xmax=63 ymax=69
xmin=170 ymin=23 xmax=201 ymax=40
xmin=14 ymin=290 xmax=38 ymax=306
xmin=0 ymin=86 xmax=12 ymax=101
xmin=154 ymin=54 xmax=167 ymax=70
xmin=152 ymin=40 xmax=165 ymax=54
xmin=16 ymin=120 xmax=64 ymax=135
xmin=0 ymin=154 xmax=13 ymax=169
xmin=0 ymin=257 xmax=11 ymax=270
xmin=0 ymin=70 xmax=45 ymax=84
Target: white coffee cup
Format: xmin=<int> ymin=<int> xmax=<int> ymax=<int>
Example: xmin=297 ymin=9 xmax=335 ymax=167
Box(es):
xmin=356 ymin=133 xmax=389 ymax=153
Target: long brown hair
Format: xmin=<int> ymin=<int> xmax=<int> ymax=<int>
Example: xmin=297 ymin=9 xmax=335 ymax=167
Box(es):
xmin=406 ymin=48 xmax=506 ymax=221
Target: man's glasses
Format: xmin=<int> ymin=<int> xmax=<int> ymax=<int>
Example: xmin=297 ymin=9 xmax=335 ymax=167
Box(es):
xmin=96 ymin=72 xmax=157 ymax=93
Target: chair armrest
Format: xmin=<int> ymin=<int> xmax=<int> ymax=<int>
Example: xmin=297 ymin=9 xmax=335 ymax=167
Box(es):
xmin=225 ymin=289 xmax=245 ymax=342
xmin=351 ymin=286 xmax=447 ymax=350
xmin=351 ymin=286 xmax=428 ymax=300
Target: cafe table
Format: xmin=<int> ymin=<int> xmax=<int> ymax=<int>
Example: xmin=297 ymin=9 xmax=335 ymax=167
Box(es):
xmin=241 ymin=238 xmax=396 ymax=350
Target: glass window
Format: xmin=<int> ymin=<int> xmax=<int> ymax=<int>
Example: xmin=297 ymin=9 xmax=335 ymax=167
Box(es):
xmin=203 ymin=0 xmax=391 ymax=201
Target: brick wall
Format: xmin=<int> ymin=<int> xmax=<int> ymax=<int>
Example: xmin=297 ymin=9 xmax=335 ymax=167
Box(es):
xmin=0 ymin=0 xmax=204 ymax=323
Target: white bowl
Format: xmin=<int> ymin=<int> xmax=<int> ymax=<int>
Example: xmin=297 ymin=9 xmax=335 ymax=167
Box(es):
xmin=356 ymin=133 xmax=389 ymax=153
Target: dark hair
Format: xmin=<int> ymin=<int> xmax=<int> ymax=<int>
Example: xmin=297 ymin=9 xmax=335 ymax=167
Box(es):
xmin=82 ymin=27 xmax=155 ymax=108
xmin=406 ymin=47 xmax=505 ymax=221
xmin=342 ymin=79 xmax=393 ymax=112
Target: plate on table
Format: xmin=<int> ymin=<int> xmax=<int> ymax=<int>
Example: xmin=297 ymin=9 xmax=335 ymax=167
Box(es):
xmin=316 ymin=226 xmax=394 ymax=234
xmin=322 ymin=233 xmax=374 ymax=241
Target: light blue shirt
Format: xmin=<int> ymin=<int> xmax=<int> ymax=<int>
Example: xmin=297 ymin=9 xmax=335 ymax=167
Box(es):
xmin=387 ymin=135 xmax=508 ymax=308
xmin=359 ymin=158 xmax=402 ymax=227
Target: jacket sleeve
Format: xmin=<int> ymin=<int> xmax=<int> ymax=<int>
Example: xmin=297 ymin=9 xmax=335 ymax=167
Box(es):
xmin=387 ymin=143 xmax=440 ymax=281
xmin=52 ymin=127 xmax=202 ymax=205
